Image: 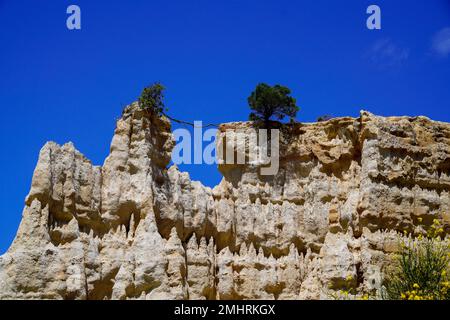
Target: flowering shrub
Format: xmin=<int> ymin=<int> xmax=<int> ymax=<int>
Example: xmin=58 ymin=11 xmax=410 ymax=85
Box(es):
xmin=382 ymin=219 xmax=450 ymax=300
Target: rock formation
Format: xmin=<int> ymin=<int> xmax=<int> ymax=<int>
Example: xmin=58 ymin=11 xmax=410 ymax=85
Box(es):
xmin=0 ymin=103 xmax=449 ymax=299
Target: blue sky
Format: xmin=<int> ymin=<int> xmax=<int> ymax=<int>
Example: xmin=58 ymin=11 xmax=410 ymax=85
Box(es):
xmin=0 ymin=0 xmax=449 ymax=254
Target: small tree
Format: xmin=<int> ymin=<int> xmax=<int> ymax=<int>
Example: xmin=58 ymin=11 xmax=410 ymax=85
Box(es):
xmin=139 ymin=82 xmax=167 ymax=115
xmin=248 ymin=83 xmax=299 ymax=127
xmin=317 ymin=115 xmax=333 ymax=122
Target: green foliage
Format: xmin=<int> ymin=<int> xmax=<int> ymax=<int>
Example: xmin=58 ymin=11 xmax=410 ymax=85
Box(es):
xmin=138 ymin=82 xmax=167 ymax=115
xmin=317 ymin=115 xmax=333 ymax=122
xmin=382 ymin=219 xmax=450 ymax=300
xmin=327 ymin=275 xmax=372 ymax=300
xmin=248 ymin=83 xmax=299 ymax=126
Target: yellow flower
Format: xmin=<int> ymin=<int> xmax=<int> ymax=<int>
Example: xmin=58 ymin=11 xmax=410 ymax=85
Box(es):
xmin=346 ymin=275 xmax=353 ymax=281
xmin=417 ymin=217 xmax=423 ymax=223
xmin=413 ymin=283 xmax=420 ymax=289
xmin=442 ymin=270 xmax=447 ymax=277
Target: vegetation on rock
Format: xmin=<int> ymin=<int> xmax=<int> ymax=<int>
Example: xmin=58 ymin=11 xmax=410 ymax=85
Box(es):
xmin=382 ymin=219 xmax=450 ymax=300
xmin=248 ymin=83 xmax=299 ymax=127
xmin=139 ymin=82 xmax=167 ymax=116
xmin=317 ymin=115 xmax=333 ymax=122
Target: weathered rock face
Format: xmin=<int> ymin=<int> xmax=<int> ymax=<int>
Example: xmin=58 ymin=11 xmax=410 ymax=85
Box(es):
xmin=0 ymin=104 xmax=449 ymax=300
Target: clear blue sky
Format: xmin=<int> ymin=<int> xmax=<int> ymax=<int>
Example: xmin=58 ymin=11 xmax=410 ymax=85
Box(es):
xmin=1 ymin=0 xmax=449 ymax=254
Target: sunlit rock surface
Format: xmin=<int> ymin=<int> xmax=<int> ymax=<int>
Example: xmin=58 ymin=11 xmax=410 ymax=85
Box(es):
xmin=0 ymin=103 xmax=449 ymax=299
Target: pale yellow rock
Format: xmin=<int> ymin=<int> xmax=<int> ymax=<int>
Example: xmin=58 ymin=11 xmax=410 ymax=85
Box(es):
xmin=0 ymin=105 xmax=449 ymax=299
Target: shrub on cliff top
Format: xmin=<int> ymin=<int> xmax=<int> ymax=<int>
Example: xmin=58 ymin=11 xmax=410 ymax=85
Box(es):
xmin=139 ymin=82 xmax=167 ymax=115
xmin=317 ymin=115 xmax=333 ymax=122
xmin=248 ymin=83 xmax=299 ymax=127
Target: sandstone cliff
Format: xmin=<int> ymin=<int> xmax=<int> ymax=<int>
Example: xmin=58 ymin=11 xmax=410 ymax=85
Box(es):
xmin=0 ymin=103 xmax=449 ymax=299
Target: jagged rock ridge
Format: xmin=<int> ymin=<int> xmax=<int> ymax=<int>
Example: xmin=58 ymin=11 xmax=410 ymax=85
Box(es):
xmin=0 ymin=103 xmax=449 ymax=299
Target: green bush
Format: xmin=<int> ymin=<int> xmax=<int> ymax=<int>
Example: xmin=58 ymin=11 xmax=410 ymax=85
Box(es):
xmin=138 ymin=82 xmax=166 ymax=115
xmin=317 ymin=115 xmax=333 ymax=122
xmin=382 ymin=219 xmax=450 ymax=300
xmin=248 ymin=83 xmax=299 ymax=127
